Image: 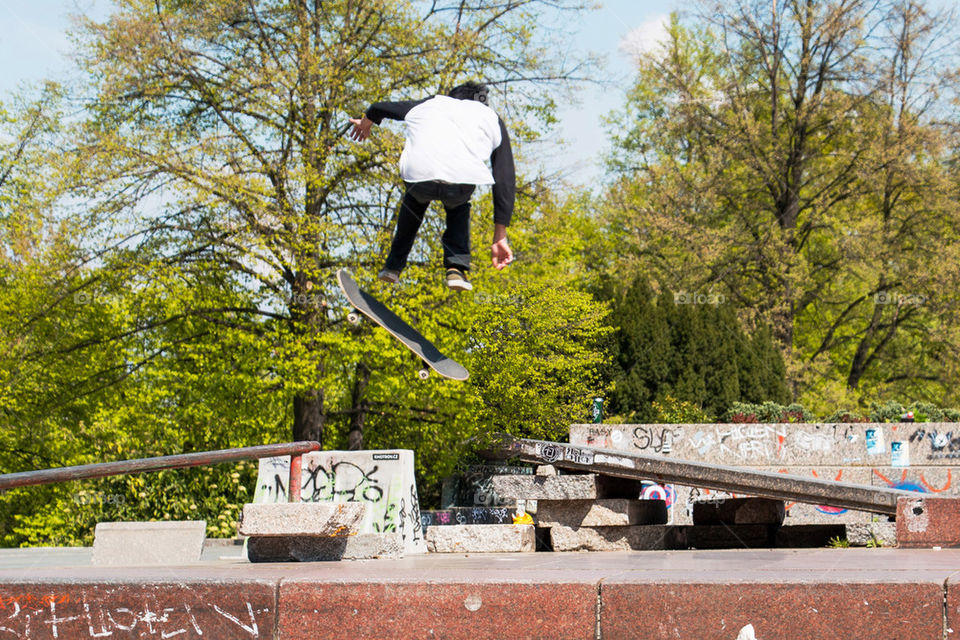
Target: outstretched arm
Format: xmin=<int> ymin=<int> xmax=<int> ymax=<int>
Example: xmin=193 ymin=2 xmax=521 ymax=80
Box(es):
xmin=490 ymin=117 xmax=516 ymax=270
xmin=348 ymin=98 xmax=431 ymax=142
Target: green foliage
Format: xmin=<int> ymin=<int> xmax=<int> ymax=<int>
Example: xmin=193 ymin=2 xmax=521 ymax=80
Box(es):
xmin=604 ymin=275 xmax=789 ymax=422
xmin=0 ymin=0 xmax=606 ymax=544
xmin=650 ymin=395 xmax=711 ymax=424
xmin=6 ymin=462 xmax=256 ymax=546
xmin=724 ymin=402 xmax=812 ymax=424
xmin=602 ymin=0 xmax=960 ymax=410
xmin=866 ymin=400 xmax=960 ymax=423
xmin=823 ymin=409 xmax=869 ymax=423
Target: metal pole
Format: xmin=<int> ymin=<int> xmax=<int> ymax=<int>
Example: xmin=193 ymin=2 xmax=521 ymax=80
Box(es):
xmin=288 ymin=454 xmax=303 ymax=502
xmin=0 ymin=442 xmax=322 ymax=491
xmin=494 ymin=437 xmax=917 ymax=515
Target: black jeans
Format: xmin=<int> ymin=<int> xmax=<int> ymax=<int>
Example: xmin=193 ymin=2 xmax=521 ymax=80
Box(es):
xmin=384 ymin=181 xmax=476 ymax=272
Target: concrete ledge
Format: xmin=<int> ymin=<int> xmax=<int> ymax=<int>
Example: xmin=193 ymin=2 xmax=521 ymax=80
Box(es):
xmin=426 ymin=524 xmax=535 ymax=553
xmin=92 ymin=520 xmax=206 ymax=566
xmin=247 ymin=533 xmax=403 ymax=562
xmin=0 ymin=549 xmax=954 ymax=639
xmin=239 ymin=502 xmax=366 ymax=537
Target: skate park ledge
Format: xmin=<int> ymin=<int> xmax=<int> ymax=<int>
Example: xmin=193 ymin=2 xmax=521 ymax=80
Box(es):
xmin=1 ymin=546 xmax=959 ymax=639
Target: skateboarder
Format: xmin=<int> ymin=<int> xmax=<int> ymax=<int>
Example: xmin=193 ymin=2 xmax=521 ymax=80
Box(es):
xmin=349 ymin=81 xmax=515 ymax=291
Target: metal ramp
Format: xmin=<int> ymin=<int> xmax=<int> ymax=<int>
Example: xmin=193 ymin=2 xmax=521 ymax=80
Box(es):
xmin=491 ymin=437 xmax=918 ymax=515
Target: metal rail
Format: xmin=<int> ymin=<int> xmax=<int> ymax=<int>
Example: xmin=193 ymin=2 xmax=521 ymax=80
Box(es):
xmin=0 ymin=441 xmax=320 ymax=502
xmin=493 ymin=437 xmax=917 ymax=515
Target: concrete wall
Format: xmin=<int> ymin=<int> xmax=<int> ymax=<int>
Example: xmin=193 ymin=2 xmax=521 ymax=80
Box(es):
xmin=570 ymin=423 xmax=959 ymax=525
xmin=253 ymin=450 xmax=427 ymax=554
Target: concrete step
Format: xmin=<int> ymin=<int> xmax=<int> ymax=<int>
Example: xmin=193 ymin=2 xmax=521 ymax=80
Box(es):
xmin=0 ymin=549 xmax=956 ymax=639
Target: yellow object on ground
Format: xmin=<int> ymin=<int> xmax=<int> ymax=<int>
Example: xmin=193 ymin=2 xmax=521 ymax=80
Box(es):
xmin=512 ymin=511 xmax=534 ymax=525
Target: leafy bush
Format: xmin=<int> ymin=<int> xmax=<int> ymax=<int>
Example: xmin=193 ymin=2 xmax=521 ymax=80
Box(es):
xmin=724 ymin=402 xmax=813 ymax=423
xmin=650 ymin=395 xmax=713 ymax=424
xmin=824 ymin=409 xmax=869 ymax=423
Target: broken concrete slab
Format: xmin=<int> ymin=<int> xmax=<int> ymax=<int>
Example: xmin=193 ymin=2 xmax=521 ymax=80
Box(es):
xmin=536 ymin=499 xmax=667 ymax=528
xmin=426 ymin=524 xmax=535 ymax=553
xmin=239 ymin=502 xmax=366 ymax=537
xmin=247 ymin=533 xmax=403 ymax=562
xmin=549 ymin=525 xmax=683 ymax=552
xmin=92 ymin=520 xmax=206 ymax=566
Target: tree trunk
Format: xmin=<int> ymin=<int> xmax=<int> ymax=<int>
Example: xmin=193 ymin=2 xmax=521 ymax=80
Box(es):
xmin=293 ymin=390 xmax=325 ymax=444
xmin=348 ymin=362 xmax=371 ymax=450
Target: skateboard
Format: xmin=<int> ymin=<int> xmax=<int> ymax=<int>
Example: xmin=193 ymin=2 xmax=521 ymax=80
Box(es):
xmin=336 ymin=268 xmax=469 ymax=381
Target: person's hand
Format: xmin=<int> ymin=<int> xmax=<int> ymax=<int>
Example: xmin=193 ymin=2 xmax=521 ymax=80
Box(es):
xmin=349 ymin=116 xmax=373 ymax=142
xmin=491 ymin=237 xmax=513 ymax=270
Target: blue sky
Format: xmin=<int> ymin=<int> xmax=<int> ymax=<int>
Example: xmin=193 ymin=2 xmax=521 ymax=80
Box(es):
xmin=0 ymin=1 xmax=674 ymax=185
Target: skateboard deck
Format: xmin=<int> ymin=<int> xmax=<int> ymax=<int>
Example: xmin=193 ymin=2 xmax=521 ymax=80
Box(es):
xmin=336 ymin=269 xmax=469 ymax=381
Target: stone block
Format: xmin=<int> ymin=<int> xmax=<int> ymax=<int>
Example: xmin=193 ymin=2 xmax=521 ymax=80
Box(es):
xmin=845 ymin=521 xmax=896 ymax=547
xmin=549 ymin=525 xmax=683 ymax=551
xmin=491 ymin=473 xmax=601 ymax=500
xmin=247 ymin=533 xmax=403 ymax=562
xmin=536 ymin=464 xmax=558 ymax=476
xmin=239 ymin=502 xmax=366 ymax=537
xmin=897 ymin=496 xmax=960 ymax=548
xmin=535 ymin=499 xmax=667 ymax=527
xmin=0 ymin=581 xmax=277 ymax=638
xmin=692 ymin=498 xmax=786 ymax=525
xmin=601 ymin=582 xmax=945 ymax=640
xmin=421 ymin=506 xmax=515 ymax=530
xmin=298 ymin=449 xmax=427 ymax=554
xmin=426 ymin=524 xmax=535 ymax=553
xmin=92 ymin=520 xmax=206 ymax=566
xmin=278 ymin=582 xmax=597 ymax=639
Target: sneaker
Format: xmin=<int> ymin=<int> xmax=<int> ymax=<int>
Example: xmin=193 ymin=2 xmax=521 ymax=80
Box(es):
xmin=378 ymin=268 xmax=400 ymax=284
xmin=445 ymin=267 xmax=473 ymax=291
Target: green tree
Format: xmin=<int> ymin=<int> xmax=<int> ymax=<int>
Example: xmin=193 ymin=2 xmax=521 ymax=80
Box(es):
xmin=64 ymin=0 xmax=592 ymax=445
xmin=604 ymin=275 xmax=789 ymax=422
xmin=0 ymin=0 xmax=614 ymax=544
xmin=604 ymin=0 xmax=960 ymax=405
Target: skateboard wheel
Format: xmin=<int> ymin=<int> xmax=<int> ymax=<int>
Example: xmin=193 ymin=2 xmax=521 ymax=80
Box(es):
xmin=418 ymin=369 xmax=430 ymax=380
xmin=347 ymin=311 xmax=360 ymax=324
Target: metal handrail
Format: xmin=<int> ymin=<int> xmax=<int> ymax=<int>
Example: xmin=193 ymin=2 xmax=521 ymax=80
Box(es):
xmin=0 ymin=441 xmax=320 ymax=501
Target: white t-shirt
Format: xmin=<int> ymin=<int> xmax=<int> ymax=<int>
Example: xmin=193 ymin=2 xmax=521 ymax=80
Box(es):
xmin=397 ymin=96 xmax=502 ymax=185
